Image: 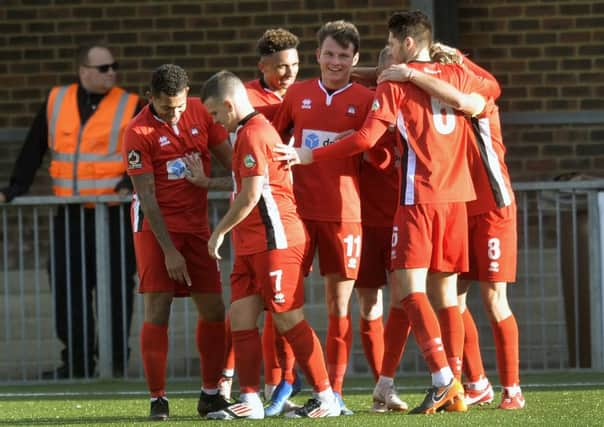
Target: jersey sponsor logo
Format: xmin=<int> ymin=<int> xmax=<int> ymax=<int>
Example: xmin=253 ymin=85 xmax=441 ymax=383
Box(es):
xmin=301 ymin=129 xmax=339 ymax=150
xmin=127 ymin=150 xmax=142 ymax=169
xmin=371 ymin=99 xmax=380 ymax=112
xmin=243 ymin=154 xmax=256 ymax=168
xmin=159 ymin=136 xmax=171 ymax=147
xmin=301 ymin=98 xmax=312 ymax=109
xmin=346 ymin=105 xmax=357 ymax=117
xmin=166 ymin=158 xmax=188 ymax=180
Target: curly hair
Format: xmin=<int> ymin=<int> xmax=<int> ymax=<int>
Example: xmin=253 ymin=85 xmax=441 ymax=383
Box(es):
xmin=257 ymin=28 xmax=299 ymax=56
xmin=317 ymin=20 xmax=360 ymax=53
xmin=150 ymin=64 xmax=189 ymax=97
xmin=388 ymin=10 xmax=432 ymax=47
xmin=430 ymin=43 xmax=463 ymax=65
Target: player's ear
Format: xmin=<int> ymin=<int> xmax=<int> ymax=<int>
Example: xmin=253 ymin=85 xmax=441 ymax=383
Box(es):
xmin=224 ymin=99 xmax=234 ymax=113
xmin=315 ymin=48 xmax=321 ymax=63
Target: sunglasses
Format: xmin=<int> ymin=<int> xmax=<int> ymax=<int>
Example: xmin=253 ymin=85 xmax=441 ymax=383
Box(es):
xmin=83 ymin=62 xmax=119 ymax=73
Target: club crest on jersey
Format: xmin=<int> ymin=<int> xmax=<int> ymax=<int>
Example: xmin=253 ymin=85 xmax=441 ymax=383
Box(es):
xmin=371 ymin=99 xmax=380 ymax=112
xmin=301 ymin=98 xmax=312 ymax=109
xmin=191 ymin=127 xmax=199 ymax=135
xmin=159 ymin=135 xmax=171 ymax=147
xmin=346 ymin=105 xmax=357 ymax=117
xmin=127 ymin=150 xmax=142 ymax=169
xmin=243 ymin=154 xmax=256 ymax=168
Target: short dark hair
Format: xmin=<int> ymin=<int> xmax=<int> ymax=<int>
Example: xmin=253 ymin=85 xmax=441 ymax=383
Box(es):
xmin=388 ymin=10 xmax=432 ymax=47
xmin=201 ymin=70 xmax=243 ymax=102
xmin=257 ymin=28 xmax=299 ymax=56
xmin=317 ymin=20 xmax=360 ymax=53
xmin=150 ymin=64 xmax=189 ymax=97
xmin=76 ymin=43 xmax=109 ymax=66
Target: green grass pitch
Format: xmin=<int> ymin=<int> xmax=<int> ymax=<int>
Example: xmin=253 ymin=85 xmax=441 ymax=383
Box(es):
xmin=2 ymin=372 xmax=603 ymax=426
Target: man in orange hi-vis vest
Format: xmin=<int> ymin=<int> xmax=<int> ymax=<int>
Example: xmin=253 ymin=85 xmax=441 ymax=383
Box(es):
xmin=0 ymin=43 xmax=142 ymax=379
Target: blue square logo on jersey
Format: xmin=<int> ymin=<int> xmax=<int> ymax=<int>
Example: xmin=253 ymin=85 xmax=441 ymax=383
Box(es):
xmin=304 ymin=133 xmax=320 ymax=149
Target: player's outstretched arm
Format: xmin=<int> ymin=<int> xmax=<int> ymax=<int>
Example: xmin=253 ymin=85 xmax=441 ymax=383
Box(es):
xmin=130 ymin=172 xmax=191 ymax=286
xmin=378 ymin=64 xmax=486 ymax=117
xmin=208 ymin=175 xmax=263 ymax=259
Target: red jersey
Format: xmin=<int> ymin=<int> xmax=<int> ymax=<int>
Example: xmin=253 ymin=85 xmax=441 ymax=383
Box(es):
xmin=360 ymin=130 xmax=400 ymax=226
xmin=123 ymin=97 xmax=228 ymax=233
xmin=272 ymin=78 xmax=374 ymax=222
xmin=369 ymin=62 xmax=487 ymax=204
xmin=245 ymin=79 xmax=282 ymax=121
xmin=231 ymin=113 xmax=307 ymax=255
xmin=466 ymin=101 xmax=515 ymax=216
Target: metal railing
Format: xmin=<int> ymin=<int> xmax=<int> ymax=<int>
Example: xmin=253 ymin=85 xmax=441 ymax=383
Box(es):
xmin=1 ymin=181 xmax=604 ymax=383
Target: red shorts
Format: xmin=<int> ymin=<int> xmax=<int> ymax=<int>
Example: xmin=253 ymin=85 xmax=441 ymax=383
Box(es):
xmin=391 ymin=202 xmax=468 ymax=273
xmin=230 ymin=244 xmax=306 ymax=313
xmin=461 ymin=203 xmax=517 ymax=283
xmin=134 ymin=230 xmax=221 ymax=297
xmin=355 ymin=225 xmax=392 ymax=288
xmin=303 ymin=220 xmax=362 ymax=280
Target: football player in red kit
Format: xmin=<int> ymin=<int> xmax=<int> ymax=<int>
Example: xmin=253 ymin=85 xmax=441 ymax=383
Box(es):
xmin=123 ymin=64 xmax=232 ymax=421
xmin=271 ymin=20 xmax=375 ymax=415
xmin=200 ymin=70 xmax=340 ymax=420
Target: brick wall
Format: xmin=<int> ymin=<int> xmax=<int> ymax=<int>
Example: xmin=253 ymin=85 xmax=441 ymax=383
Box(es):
xmin=0 ymin=0 xmax=602 ymax=184
xmin=458 ymin=0 xmax=604 ymax=180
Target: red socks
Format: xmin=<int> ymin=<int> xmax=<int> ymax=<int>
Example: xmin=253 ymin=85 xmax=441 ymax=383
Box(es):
xmin=262 ymin=312 xmax=281 ymax=386
xmin=223 ymin=315 xmax=235 ymax=375
xmin=284 ymin=320 xmax=330 ymax=392
xmin=461 ymin=308 xmax=486 ymax=382
xmin=381 ymin=307 xmax=411 ymax=378
xmin=491 ymin=315 xmax=520 ymax=387
xmin=275 ymin=331 xmax=296 ymax=384
xmin=196 ymin=319 xmax=226 ymax=389
xmin=437 ymin=306 xmax=464 ymax=380
xmin=232 ymin=328 xmax=262 ymax=394
xmin=359 ymin=317 xmax=384 ymax=381
xmin=326 ymin=314 xmax=351 ymax=394
xmin=401 ymin=293 xmax=449 ymax=373
xmin=141 ymin=322 xmax=168 ymax=398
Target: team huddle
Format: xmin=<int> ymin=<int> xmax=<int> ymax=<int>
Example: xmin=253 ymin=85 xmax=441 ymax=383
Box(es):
xmin=123 ymin=10 xmax=525 ymax=421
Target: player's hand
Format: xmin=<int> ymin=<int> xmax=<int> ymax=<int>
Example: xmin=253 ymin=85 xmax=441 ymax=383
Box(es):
xmin=273 ymin=144 xmax=313 ymax=166
xmin=164 ymin=248 xmax=192 ymax=287
xmin=208 ymin=231 xmax=224 ymax=260
xmin=183 ymin=153 xmax=210 ymax=187
xmin=378 ymin=64 xmax=413 ymax=84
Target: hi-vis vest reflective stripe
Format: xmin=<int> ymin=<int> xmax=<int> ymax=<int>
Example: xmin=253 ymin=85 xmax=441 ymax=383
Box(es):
xmin=46 ymin=84 xmax=138 ymax=196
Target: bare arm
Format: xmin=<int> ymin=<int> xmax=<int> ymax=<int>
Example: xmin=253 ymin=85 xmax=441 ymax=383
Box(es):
xmin=208 ymin=175 xmax=263 ymax=259
xmin=378 ymin=64 xmax=486 ymax=116
xmin=130 ymin=172 xmax=191 ymax=286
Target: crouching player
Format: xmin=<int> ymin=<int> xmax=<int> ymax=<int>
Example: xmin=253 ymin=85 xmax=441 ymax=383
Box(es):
xmin=198 ymin=70 xmax=340 ymax=420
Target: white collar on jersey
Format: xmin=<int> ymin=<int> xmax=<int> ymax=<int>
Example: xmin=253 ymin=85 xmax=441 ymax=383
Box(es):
xmin=317 ymin=79 xmax=353 ymax=106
